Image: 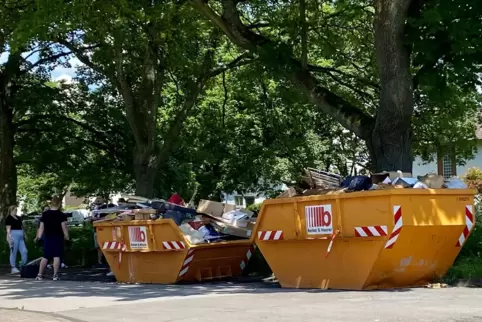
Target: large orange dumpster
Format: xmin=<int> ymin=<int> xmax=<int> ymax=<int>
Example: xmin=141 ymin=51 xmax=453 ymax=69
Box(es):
xmin=94 ymin=219 xmax=255 ymax=284
xmin=254 ymin=189 xmax=476 ymax=290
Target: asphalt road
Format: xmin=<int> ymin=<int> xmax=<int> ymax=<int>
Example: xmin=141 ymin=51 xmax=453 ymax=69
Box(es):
xmin=1 ymin=278 xmax=482 ymax=322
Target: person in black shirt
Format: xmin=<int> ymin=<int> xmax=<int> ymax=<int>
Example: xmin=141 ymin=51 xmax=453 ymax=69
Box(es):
xmin=5 ymin=205 xmax=28 ymax=274
xmin=42 ymin=206 xmax=68 ymax=270
xmin=34 ymin=196 xmax=69 ymax=281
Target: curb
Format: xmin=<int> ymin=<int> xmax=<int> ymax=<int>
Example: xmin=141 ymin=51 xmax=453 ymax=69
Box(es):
xmin=0 ymin=308 xmax=85 ymax=322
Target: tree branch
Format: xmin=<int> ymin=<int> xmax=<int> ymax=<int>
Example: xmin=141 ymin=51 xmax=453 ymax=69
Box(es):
xmin=247 ymin=22 xmax=270 ymax=29
xmin=16 ymin=125 xmax=127 ymax=161
xmin=222 ymin=70 xmax=227 ymax=127
xmin=209 ymin=52 xmax=253 ymax=77
xmin=112 ymin=34 xmax=140 ymax=145
xmin=300 ymin=0 xmax=308 ymax=69
xmin=190 ymin=0 xmax=375 ymax=139
xmin=23 ymin=45 xmax=46 ymax=61
xmin=15 ymin=114 xmax=123 ymax=143
xmin=2 ymin=49 xmax=24 ymax=82
xmin=21 ymin=51 xmax=73 ymax=75
xmin=157 ymin=33 xmax=222 ymax=166
xmin=56 ymin=39 xmax=118 ymax=85
xmin=307 ymin=64 xmax=380 ymax=90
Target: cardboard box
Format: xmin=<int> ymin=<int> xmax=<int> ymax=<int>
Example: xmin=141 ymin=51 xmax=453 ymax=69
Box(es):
xmin=132 ymin=208 xmax=157 ymax=214
xmin=227 ymin=215 xmax=254 ymax=228
xmin=210 ymin=221 xmax=251 ymax=238
xmin=202 ymin=213 xmax=254 ymax=239
xmin=119 ymin=213 xmax=133 ymax=221
xmin=197 ymin=200 xmax=236 ymax=217
xmin=221 ymin=209 xmax=254 ymax=225
xmin=277 ymin=187 xmax=299 ymax=198
xmin=135 ymin=213 xmax=151 ymax=220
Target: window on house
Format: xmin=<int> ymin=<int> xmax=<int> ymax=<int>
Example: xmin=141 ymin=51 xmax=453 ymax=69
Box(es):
xmin=234 ymin=195 xmax=244 ymax=207
xmin=244 ymin=196 xmax=255 ymax=207
xmin=437 ymin=152 xmax=456 ymax=179
xmin=442 ymin=154 xmax=453 ymax=178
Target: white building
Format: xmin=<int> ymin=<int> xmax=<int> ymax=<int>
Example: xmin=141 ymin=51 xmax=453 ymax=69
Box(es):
xmin=222 ymin=183 xmax=288 ymax=208
xmin=413 ymin=135 xmax=482 ymax=178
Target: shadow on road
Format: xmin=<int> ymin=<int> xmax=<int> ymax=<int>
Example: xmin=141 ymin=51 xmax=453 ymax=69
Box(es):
xmin=0 ymin=273 xmax=412 ymax=303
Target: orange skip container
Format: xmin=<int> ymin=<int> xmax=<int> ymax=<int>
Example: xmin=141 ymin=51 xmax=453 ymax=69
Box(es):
xmin=94 ymin=219 xmax=255 ymax=284
xmin=253 ymin=189 xmax=476 ymax=290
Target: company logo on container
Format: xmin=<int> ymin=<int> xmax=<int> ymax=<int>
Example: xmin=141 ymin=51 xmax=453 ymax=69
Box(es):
xmin=128 ymin=226 xmax=148 ymax=249
xmin=305 ymin=205 xmax=333 ymax=235
xmin=130 ymin=227 xmax=146 ymax=242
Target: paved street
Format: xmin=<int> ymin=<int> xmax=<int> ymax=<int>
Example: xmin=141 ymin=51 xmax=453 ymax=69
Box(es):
xmin=1 ymin=278 xmax=482 ymax=322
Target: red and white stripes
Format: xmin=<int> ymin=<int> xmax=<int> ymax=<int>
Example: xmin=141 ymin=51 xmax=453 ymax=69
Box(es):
xmin=240 ymin=246 xmax=256 ymax=270
xmin=103 ymin=241 xmax=127 ymax=251
xmin=162 ymin=241 xmax=186 ymax=250
xmin=354 ymin=226 xmax=388 ymax=237
xmin=456 ymin=205 xmax=475 ymax=247
xmin=258 ymin=230 xmax=284 ymax=241
xmin=325 ymin=230 xmax=339 ymax=258
xmin=384 ymin=205 xmax=402 ymax=249
xmin=178 ymin=249 xmax=194 ymax=277
xmin=103 ymin=241 xmax=126 ymax=266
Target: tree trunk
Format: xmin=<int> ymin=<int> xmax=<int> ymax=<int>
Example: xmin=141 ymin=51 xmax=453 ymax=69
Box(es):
xmin=371 ymin=0 xmax=414 ymax=173
xmin=133 ymin=146 xmax=159 ymax=198
xmin=0 ymin=91 xmax=17 ymax=219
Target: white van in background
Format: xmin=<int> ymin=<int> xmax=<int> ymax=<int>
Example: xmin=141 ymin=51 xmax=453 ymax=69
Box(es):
xmin=65 ymin=209 xmax=89 ymax=226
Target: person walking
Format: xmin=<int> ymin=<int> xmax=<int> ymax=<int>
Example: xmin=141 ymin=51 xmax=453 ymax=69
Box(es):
xmin=5 ymin=205 xmax=28 ymax=274
xmin=34 ymin=196 xmax=69 ymax=281
xmin=42 ymin=206 xmax=68 ymax=270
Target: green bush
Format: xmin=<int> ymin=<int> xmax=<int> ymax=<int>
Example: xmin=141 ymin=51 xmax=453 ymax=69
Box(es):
xmin=243 ymin=247 xmax=272 ymax=277
xmin=464 ymin=167 xmax=482 ymax=193
xmin=0 ymin=223 xmax=98 ymax=267
xmin=444 ymin=257 xmax=482 ymax=284
xmin=247 ymin=203 xmax=262 ymax=214
xmin=444 ymin=211 xmax=482 ymax=283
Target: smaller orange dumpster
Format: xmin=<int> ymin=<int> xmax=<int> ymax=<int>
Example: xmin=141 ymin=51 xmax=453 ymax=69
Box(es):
xmin=94 ymin=218 xmax=255 ymax=284
xmin=253 ymin=189 xmax=476 ymax=290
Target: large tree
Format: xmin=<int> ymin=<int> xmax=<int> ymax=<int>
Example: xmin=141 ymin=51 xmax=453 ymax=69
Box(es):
xmin=34 ymin=0 xmax=252 ymax=197
xmin=15 ymin=81 xmax=133 ymax=205
xmin=190 ymin=0 xmax=482 ymax=173
xmin=0 ymin=1 xmax=75 ymax=217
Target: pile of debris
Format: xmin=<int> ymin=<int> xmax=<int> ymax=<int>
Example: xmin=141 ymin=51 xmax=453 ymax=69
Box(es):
xmin=93 ymin=195 xmax=255 ymax=245
xmin=278 ymin=168 xmax=468 ymax=198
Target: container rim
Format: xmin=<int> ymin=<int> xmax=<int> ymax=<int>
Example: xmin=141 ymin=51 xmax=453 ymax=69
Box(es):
xmin=263 ymin=188 xmax=477 ymax=205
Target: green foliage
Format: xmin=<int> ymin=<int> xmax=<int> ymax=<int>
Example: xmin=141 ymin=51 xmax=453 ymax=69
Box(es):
xmin=243 ymin=247 xmax=272 ymax=278
xmin=3 ymin=0 xmax=481 ymax=210
xmin=444 ymin=214 xmax=482 ymax=283
xmin=190 ymin=0 xmax=481 ymax=168
xmin=13 ymin=81 xmax=133 ymax=208
xmin=246 ymin=203 xmax=262 ymax=213
xmin=463 ymin=167 xmax=482 ymax=193
xmin=0 ymin=224 xmax=97 ymax=267
xmin=444 ymin=257 xmax=482 ymax=284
